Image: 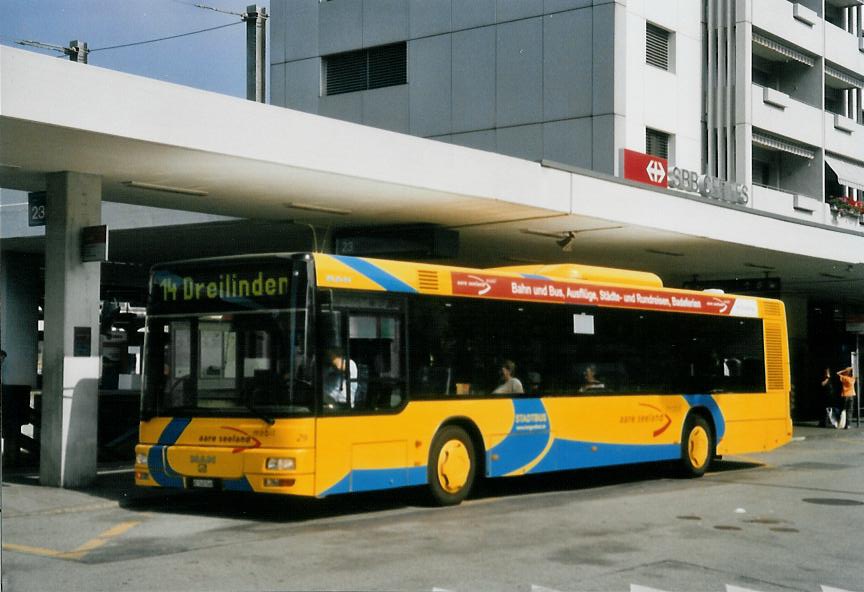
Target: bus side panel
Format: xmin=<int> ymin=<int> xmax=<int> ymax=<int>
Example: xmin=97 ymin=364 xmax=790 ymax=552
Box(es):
xmin=535 ymin=395 xmax=686 ymax=473
xmin=314 ymin=400 xmax=514 ymax=496
xmin=714 ymin=391 xmax=793 ymax=455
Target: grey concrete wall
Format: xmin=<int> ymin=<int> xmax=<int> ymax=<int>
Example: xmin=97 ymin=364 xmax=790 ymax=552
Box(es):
xmin=272 ymin=0 xmax=619 ymax=172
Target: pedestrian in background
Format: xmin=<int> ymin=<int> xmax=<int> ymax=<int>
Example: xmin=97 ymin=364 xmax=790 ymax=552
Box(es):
xmin=837 ymin=367 xmax=856 ymax=429
xmin=819 ymin=367 xmax=839 ymax=428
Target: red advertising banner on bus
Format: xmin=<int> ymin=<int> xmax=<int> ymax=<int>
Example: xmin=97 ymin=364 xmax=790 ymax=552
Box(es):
xmin=451 ymin=272 xmax=741 ymax=316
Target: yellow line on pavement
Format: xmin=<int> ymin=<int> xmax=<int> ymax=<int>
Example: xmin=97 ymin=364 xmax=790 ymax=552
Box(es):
xmin=2 ymin=543 xmax=66 ymax=558
xmin=4 ymin=520 xmax=143 ymax=561
xmin=61 ymin=520 xmax=143 ymax=559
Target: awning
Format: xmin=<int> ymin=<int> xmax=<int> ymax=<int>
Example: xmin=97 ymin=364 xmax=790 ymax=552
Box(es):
xmin=752 ymin=32 xmax=815 ymax=67
xmin=752 ymin=132 xmax=816 ymax=159
xmin=825 ymin=154 xmax=864 ymax=192
xmin=825 ymin=65 xmax=864 ymax=89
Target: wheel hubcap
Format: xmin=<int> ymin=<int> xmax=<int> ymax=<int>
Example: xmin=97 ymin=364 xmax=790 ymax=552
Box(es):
xmin=688 ymin=426 xmax=709 ymax=468
xmin=437 ymin=440 xmax=470 ymax=493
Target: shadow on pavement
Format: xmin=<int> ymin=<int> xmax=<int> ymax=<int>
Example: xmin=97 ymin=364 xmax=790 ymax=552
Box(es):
xmin=4 ymin=456 xmax=764 ymax=525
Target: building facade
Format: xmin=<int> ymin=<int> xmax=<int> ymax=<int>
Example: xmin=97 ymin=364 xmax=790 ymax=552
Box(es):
xmin=270 ymin=0 xmax=864 ymax=418
xmin=271 ymin=0 xmax=864 ymax=219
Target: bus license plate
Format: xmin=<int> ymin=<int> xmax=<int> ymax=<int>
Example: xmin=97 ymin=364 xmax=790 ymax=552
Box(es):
xmin=190 ymin=478 xmax=216 ymax=489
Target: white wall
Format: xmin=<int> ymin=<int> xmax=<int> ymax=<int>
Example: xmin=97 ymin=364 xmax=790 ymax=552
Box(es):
xmin=623 ymin=0 xmax=704 ymax=172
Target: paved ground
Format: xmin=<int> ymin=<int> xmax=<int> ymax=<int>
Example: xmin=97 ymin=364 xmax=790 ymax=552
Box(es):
xmin=2 ymin=423 xmax=862 ymax=592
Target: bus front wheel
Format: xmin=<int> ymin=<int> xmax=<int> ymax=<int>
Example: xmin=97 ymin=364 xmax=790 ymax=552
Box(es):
xmin=427 ymin=426 xmax=477 ymax=506
xmin=679 ymin=414 xmax=714 ymax=478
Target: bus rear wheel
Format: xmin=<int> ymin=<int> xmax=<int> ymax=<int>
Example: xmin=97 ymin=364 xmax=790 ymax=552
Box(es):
xmin=679 ymin=414 xmax=714 ymax=478
xmin=427 ymin=426 xmax=476 ymax=506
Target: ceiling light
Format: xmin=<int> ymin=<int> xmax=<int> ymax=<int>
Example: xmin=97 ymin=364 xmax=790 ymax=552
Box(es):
xmin=743 ymin=262 xmax=775 ymax=270
xmin=0 ymin=163 xmax=22 ymax=169
xmin=284 ymin=202 xmax=351 ymax=215
xmin=123 ymin=181 xmax=208 ymax=196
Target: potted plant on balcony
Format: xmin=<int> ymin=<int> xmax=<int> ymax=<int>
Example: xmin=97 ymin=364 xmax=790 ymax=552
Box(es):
xmin=828 ymin=197 xmax=864 ymax=223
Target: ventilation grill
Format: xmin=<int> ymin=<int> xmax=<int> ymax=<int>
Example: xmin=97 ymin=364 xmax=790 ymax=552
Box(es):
xmin=646 ymin=23 xmax=670 ymax=70
xmin=762 ymin=301 xmax=783 ymax=318
xmin=368 ymin=43 xmax=407 ymax=90
xmin=417 ymin=270 xmax=439 ymax=292
xmin=646 ymin=128 xmax=670 ymax=159
xmin=325 ymin=42 xmax=406 ymax=96
xmin=764 ymin=322 xmax=786 ymax=391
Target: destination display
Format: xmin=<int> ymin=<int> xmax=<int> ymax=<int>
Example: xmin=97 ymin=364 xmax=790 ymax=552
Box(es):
xmin=149 ymin=260 xmax=303 ymax=314
xmin=451 ymin=272 xmax=757 ymax=317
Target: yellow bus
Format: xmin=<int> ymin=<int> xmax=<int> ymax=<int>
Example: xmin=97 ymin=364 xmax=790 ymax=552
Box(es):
xmin=135 ymin=253 xmax=792 ymax=505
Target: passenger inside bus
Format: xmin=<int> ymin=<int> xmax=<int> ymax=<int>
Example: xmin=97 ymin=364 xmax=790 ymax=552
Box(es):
xmin=323 ymin=349 xmax=358 ymax=407
xmin=492 ymin=360 xmax=524 ymax=394
xmin=579 ymin=364 xmax=605 ymax=392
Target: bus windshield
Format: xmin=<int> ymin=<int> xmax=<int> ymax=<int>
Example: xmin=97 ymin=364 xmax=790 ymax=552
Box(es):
xmin=142 ymin=257 xmax=312 ymax=419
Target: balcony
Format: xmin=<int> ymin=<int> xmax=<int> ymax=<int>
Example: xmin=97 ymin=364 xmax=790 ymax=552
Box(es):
xmin=825 ymin=21 xmax=864 ymax=76
xmin=825 ymin=112 xmax=864 ymax=161
xmin=750 ymin=184 xmax=864 ymax=232
xmin=752 ymin=0 xmax=823 ymax=57
xmin=751 ymin=84 xmax=822 ymax=147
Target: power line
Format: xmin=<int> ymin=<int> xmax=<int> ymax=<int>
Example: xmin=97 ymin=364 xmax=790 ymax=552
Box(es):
xmin=191 ymin=3 xmax=245 ymax=18
xmin=90 ymin=20 xmax=242 ymax=53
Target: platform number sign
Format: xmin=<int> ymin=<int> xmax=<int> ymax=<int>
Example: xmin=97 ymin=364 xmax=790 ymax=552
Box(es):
xmin=28 ymin=191 xmax=47 ymax=227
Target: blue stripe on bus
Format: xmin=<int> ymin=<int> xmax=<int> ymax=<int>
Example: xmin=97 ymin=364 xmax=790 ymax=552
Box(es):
xmin=486 ymin=399 xmax=551 ymax=477
xmin=531 ymin=439 xmax=681 ymax=474
xmin=321 ymin=466 xmax=427 ymax=496
xmin=331 ymin=255 xmax=418 ymax=293
xmin=223 ymin=477 xmax=254 ymax=492
xmin=683 ymin=394 xmax=726 ymax=441
xmin=158 ymin=417 xmax=192 ymax=444
xmin=147 ymin=445 xmax=184 ymax=488
xmin=521 ymin=274 xmax=548 ymax=280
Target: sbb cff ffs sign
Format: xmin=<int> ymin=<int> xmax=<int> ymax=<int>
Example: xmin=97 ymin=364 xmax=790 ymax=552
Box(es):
xmin=621 ymin=149 xmax=667 ymax=188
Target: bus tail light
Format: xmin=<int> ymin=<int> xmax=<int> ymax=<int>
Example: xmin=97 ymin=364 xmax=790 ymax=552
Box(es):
xmin=136 ymin=471 xmax=150 ymax=481
xmin=264 ymin=478 xmax=295 ymax=488
xmin=266 ymin=457 xmax=296 ymax=471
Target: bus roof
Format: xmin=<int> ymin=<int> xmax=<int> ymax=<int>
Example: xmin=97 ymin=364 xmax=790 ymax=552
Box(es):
xmin=313 ymin=253 xmax=781 ymax=320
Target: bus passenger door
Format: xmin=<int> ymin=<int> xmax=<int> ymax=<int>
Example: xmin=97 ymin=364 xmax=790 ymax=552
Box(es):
xmin=315 ymin=305 xmax=411 ymax=496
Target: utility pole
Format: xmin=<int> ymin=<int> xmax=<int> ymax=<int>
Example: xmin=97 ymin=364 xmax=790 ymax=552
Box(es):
xmin=66 ymin=40 xmax=89 ymax=63
xmin=244 ymin=5 xmax=267 ymax=102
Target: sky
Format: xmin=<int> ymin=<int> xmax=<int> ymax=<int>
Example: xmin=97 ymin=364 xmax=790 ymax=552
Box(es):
xmin=0 ymin=0 xmax=259 ymax=99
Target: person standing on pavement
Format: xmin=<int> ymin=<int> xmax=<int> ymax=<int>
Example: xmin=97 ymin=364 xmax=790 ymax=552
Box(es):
xmin=836 ymin=366 xmax=856 ymax=429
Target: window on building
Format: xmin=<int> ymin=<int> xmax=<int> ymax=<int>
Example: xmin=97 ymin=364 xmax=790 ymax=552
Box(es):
xmin=646 ymin=23 xmax=671 ymax=71
xmin=324 ymin=43 xmax=407 ymax=96
xmin=645 ymin=128 xmax=670 ymax=160
xmin=752 ymin=55 xmax=780 ymax=89
xmin=825 ymin=86 xmax=844 ymax=116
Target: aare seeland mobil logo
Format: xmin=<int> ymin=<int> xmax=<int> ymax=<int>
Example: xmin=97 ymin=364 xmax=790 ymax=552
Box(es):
xmin=197 ymin=426 xmax=262 ymax=453
xmin=619 ymin=404 xmax=672 ymax=437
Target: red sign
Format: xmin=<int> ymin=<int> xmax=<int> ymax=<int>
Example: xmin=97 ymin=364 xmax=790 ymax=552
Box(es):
xmin=451 ymin=272 xmax=740 ymax=316
xmin=622 ymin=149 xmax=668 ymax=188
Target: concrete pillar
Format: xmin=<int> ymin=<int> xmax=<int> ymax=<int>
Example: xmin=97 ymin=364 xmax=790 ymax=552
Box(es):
xmin=40 ymin=172 xmax=101 ymax=488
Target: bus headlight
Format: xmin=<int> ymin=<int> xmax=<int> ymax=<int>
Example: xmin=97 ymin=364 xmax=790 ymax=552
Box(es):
xmin=136 ymin=453 xmax=148 ymax=466
xmin=266 ymin=457 xmax=295 ymax=471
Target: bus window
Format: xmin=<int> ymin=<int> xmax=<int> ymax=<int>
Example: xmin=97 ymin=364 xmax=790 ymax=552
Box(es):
xmin=320 ymin=309 xmax=406 ymax=412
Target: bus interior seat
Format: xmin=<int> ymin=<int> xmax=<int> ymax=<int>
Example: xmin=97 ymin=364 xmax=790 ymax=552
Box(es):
xmin=418 ymin=366 xmax=451 ymax=396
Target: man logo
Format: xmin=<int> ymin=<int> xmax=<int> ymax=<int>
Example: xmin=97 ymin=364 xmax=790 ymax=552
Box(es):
xmin=646 ymin=160 xmax=666 ymax=184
